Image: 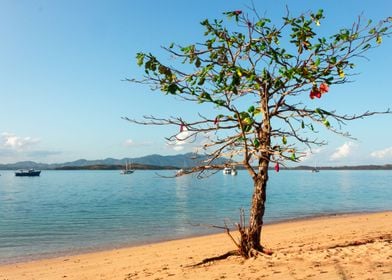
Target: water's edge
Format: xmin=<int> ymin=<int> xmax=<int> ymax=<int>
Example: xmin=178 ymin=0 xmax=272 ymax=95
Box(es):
xmin=2 ymin=210 xmax=390 ymax=265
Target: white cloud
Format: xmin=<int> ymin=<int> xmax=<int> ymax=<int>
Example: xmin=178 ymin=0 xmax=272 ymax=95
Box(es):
xmin=330 ymin=142 xmax=354 ymax=160
xmin=172 ymin=127 xmax=193 ymax=151
xmin=300 ymin=147 xmax=323 ymax=162
xmin=1 ymin=132 xmax=39 ymax=151
xmin=123 ymin=139 xmax=153 ymax=148
xmin=370 ymin=147 xmax=392 ymax=159
xmin=124 ymin=139 xmax=134 ymax=147
xmin=173 ymin=145 xmax=185 ymax=151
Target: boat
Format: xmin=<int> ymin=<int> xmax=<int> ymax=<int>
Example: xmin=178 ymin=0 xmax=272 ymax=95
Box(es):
xmin=176 ymin=168 xmax=185 ymax=176
xmin=120 ymin=161 xmax=134 ymax=174
xmin=15 ymin=169 xmax=41 ymax=177
xmin=223 ymin=167 xmax=232 ymax=174
xmin=231 ymin=167 xmax=238 ymax=176
xmin=311 ymin=164 xmax=320 ymax=172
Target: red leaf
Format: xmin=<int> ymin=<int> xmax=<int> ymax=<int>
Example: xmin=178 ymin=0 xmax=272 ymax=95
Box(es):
xmin=310 ymin=89 xmax=321 ymax=99
xmin=274 ymin=162 xmax=280 ymax=172
xmin=319 ymin=83 xmax=329 ymax=94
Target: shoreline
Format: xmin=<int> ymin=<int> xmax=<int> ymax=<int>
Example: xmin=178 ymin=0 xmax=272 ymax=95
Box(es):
xmin=1 ymin=209 xmax=390 ymax=266
xmin=1 ymin=211 xmax=391 ymax=279
xmin=1 ymin=209 xmax=389 ymax=266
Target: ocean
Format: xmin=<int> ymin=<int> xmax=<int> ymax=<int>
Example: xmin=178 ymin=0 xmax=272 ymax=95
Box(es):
xmin=0 ymin=169 xmax=391 ymax=264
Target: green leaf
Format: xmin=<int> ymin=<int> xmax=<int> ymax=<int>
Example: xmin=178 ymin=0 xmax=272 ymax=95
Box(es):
xmin=376 ymin=35 xmax=382 ymax=44
xmin=323 ymin=119 xmax=331 ymax=128
xmin=136 ymin=53 xmax=145 ymax=67
xmin=290 ymin=153 xmax=296 ymax=161
xmin=167 ymin=83 xmax=179 ymax=94
xmin=282 ymin=136 xmax=287 ymax=145
xmin=248 ymin=105 xmax=255 ymax=113
xmin=214 ymin=100 xmax=225 ymax=107
xmin=242 ymin=117 xmax=253 ymax=125
xmin=315 ymin=108 xmax=324 ymax=117
xmin=244 ymin=125 xmax=252 ymax=132
xmin=199 ymin=92 xmax=212 ymax=101
xmin=195 ymin=58 xmax=201 ymax=68
xmin=301 ymin=121 xmax=305 ymax=129
xmin=198 ymin=77 xmax=205 ymax=85
xmin=254 ymin=138 xmax=260 ymax=148
xmin=253 ymin=108 xmax=261 ymax=116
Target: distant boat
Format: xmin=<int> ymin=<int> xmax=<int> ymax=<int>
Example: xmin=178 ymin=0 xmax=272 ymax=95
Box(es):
xmin=223 ymin=166 xmax=238 ymax=175
xmin=120 ymin=161 xmax=134 ymax=174
xmin=223 ymin=167 xmax=232 ymax=175
xmin=15 ymin=169 xmax=41 ymax=177
xmin=176 ymin=168 xmax=185 ymax=176
xmin=311 ymin=167 xmax=320 ymax=173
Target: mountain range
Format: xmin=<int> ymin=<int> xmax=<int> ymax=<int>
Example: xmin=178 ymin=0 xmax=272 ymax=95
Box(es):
xmin=0 ymin=153 xmax=391 ymax=170
xmin=0 ymin=153 xmax=223 ymax=170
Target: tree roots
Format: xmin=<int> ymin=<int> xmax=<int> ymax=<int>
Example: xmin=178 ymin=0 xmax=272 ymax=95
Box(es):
xmin=189 ymin=250 xmax=240 ymax=267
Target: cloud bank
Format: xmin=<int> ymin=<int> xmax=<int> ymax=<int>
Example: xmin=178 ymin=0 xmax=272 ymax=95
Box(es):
xmin=370 ymin=147 xmax=392 ymax=159
xmin=1 ymin=132 xmax=39 ymax=151
xmin=330 ymin=142 xmax=354 ymax=160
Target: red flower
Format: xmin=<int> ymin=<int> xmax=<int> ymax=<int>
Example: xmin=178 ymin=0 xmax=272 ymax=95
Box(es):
xmin=309 ymin=89 xmax=321 ymax=99
xmin=214 ymin=117 xmax=219 ymax=125
xmin=233 ymin=10 xmax=242 ymax=15
xmin=319 ymin=83 xmax=329 ymax=94
xmin=274 ymin=162 xmax=280 ymax=172
xmin=180 ymin=124 xmax=184 ymax=132
xmin=310 ymin=83 xmax=330 ymax=99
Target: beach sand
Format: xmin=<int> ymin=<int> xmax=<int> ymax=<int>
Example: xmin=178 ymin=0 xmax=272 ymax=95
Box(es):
xmin=0 ymin=211 xmax=391 ymax=280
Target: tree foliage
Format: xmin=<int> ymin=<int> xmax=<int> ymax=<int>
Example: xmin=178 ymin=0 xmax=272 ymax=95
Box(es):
xmin=129 ymin=9 xmax=391 ymax=174
xmin=127 ymin=8 xmax=391 ymax=257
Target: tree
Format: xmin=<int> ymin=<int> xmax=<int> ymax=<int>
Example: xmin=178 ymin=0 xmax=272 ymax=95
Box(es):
xmin=126 ymin=8 xmax=391 ymax=258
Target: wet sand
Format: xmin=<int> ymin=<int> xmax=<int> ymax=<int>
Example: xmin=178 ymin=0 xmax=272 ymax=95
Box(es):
xmin=0 ymin=211 xmax=391 ymax=279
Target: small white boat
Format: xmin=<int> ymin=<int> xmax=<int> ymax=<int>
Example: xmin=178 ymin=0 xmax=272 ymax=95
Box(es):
xmin=176 ymin=168 xmax=185 ymax=176
xmin=120 ymin=161 xmax=134 ymax=174
xmin=231 ymin=167 xmax=238 ymax=176
xmin=223 ymin=167 xmax=232 ymax=174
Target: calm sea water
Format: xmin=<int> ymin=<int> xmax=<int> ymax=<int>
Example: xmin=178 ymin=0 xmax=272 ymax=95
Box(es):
xmin=0 ymin=169 xmax=391 ymax=263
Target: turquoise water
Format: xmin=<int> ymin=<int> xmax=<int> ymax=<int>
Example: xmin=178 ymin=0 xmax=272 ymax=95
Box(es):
xmin=0 ymin=170 xmax=391 ymax=263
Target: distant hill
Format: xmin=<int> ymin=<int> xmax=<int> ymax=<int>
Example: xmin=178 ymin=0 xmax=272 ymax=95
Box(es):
xmin=290 ymin=164 xmax=392 ymax=170
xmin=54 ymin=163 xmax=177 ymax=170
xmin=0 ymin=154 xmax=391 ymax=170
xmin=0 ymin=153 xmax=225 ymax=170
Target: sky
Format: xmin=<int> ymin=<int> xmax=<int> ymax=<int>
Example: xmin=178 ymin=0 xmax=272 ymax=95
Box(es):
xmin=0 ymin=0 xmax=391 ymax=166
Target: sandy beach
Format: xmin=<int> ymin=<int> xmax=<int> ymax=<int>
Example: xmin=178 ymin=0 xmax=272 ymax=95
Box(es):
xmin=0 ymin=211 xmax=391 ymax=280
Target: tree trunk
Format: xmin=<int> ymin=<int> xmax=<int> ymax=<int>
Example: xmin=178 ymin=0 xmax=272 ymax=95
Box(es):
xmin=237 ymin=87 xmax=271 ymax=258
xmin=249 ymin=169 xmax=268 ymax=247
xmin=239 ymin=159 xmax=269 ymax=257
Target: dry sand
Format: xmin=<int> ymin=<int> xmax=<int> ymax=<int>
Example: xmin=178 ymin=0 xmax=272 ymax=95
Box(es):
xmin=0 ymin=211 xmax=391 ymax=280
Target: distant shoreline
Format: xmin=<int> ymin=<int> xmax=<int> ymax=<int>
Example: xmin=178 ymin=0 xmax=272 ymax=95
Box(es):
xmin=1 ymin=164 xmax=392 ymax=171
xmin=1 ymin=152 xmax=391 ymax=171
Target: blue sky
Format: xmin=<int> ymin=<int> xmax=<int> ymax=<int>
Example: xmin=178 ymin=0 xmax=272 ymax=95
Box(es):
xmin=0 ymin=0 xmax=391 ymax=165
